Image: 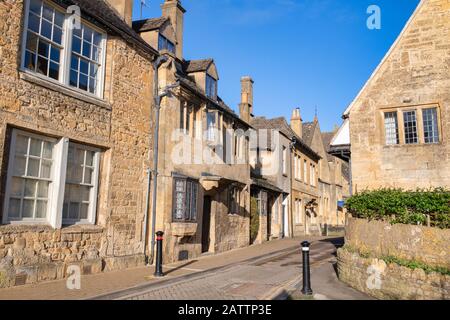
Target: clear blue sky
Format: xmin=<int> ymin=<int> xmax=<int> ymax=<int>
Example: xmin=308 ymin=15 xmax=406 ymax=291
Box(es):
xmin=132 ymin=0 xmax=420 ymax=132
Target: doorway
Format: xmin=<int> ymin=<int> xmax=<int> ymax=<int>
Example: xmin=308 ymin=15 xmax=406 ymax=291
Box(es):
xmin=202 ymin=196 xmax=212 ymax=253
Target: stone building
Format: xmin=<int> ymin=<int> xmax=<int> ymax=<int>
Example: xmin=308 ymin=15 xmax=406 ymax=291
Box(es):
xmin=0 ymin=0 xmax=159 ymax=287
xmin=249 ymin=116 xmax=291 ymax=244
xmin=133 ymin=0 xmax=252 ymax=263
xmin=335 ymin=0 xmax=450 ymax=192
xmin=301 ymin=118 xmax=350 ymax=230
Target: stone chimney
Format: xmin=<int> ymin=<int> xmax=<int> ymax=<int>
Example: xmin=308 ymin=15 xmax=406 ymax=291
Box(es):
xmin=106 ymin=0 xmax=133 ymax=26
xmin=239 ymin=76 xmax=254 ymax=123
xmin=161 ymin=0 xmax=186 ymax=59
xmin=291 ymin=108 xmax=303 ymax=138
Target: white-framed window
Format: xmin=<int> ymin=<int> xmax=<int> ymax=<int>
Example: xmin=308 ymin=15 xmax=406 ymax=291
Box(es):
xmin=2 ymin=129 xmax=101 ymax=227
xmin=179 ymin=102 xmax=193 ymax=136
xmin=62 ymin=143 xmax=100 ymax=225
xmin=206 ymin=111 xmax=217 ymax=142
xmin=303 ymin=160 xmax=307 ymax=184
xmin=295 ymin=199 xmax=303 ymax=224
xmin=21 ymin=0 xmax=106 ymax=98
xmin=206 ymin=74 xmax=217 ymax=99
xmin=384 ymin=111 xmax=399 ymax=145
xmin=282 ymin=146 xmax=287 ymax=175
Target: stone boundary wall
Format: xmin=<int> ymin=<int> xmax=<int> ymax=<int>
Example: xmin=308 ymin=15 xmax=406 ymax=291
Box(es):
xmin=345 ymin=217 xmax=449 ymax=268
xmin=337 ymin=248 xmax=450 ymax=300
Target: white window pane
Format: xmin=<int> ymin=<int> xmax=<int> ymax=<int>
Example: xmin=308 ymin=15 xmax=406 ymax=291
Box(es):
xmin=11 ymin=177 xmax=23 ymax=196
xmin=24 ymin=179 xmax=37 ymax=197
xmin=80 ymin=203 xmax=89 ymax=220
xmin=84 ymin=167 xmax=93 ymax=184
xmin=27 ymin=158 xmax=40 ymax=177
xmin=81 ymin=186 xmax=90 ymax=202
xmin=29 ymin=138 xmax=42 ymax=156
xmin=9 ymin=198 xmax=21 ymax=218
xmin=16 ymin=135 xmax=29 ymax=155
xmin=43 ymin=141 xmax=53 ymax=159
xmin=13 ymin=156 xmax=27 ymax=176
xmin=69 ymin=202 xmax=80 ymax=219
xmin=35 ymin=200 xmax=47 ymax=218
xmin=22 ymin=199 xmax=35 ymax=218
xmin=37 ymin=180 xmax=49 ymax=198
xmin=40 ymin=159 xmax=52 ymax=179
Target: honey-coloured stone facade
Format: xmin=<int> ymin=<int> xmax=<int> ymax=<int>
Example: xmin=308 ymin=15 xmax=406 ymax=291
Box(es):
xmin=0 ymin=0 xmax=156 ymax=287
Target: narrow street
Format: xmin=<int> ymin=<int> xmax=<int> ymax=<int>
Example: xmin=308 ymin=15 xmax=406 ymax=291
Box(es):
xmin=94 ymin=238 xmax=348 ymax=300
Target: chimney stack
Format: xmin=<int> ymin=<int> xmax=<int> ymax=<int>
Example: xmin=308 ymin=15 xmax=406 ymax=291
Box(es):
xmin=291 ymin=108 xmax=303 ymax=138
xmin=161 ymin=0 xmax=186 ymax=59
xmin=106 ymin=0 xmax=133 ymax=26
xmin=239 ymin=76 xmax=254 ymax=123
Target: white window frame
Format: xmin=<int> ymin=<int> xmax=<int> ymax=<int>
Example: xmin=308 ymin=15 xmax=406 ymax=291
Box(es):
xmin=2 ymin=129 xmax=100 ymax=228
xmin=20 ymin=0 xmax=107 ymax=99
xmin=282 ymin=146 xmax=287 ymax=176
xmin=62 ymin=142 xmax=101 ymax=226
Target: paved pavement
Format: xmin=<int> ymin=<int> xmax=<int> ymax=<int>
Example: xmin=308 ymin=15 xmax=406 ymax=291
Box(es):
xmin=0 ymin=237 xmax=304 ymax=300
xmin=102 ymin=239 xmax=339 ymax=300
xmin=0 ymin=236 xmax=371 ymax=300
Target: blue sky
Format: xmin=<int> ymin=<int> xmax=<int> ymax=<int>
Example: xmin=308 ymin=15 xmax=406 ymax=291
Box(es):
xmin=132 ymin=0 xmax=420 ymax=132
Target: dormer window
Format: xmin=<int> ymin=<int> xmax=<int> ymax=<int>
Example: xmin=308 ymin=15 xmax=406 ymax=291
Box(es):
xmin=206 ymin=74 xmax=217 ymax=99
xmin=158 ymin=34 xmax=175 ymax=54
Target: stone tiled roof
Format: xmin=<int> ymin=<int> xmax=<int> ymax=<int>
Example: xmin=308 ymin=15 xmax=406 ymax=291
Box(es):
xmin=57 ymin=0 xmax=158 ymax=58
xmin=302 ymin=121 xmax=317 ymax=147
xmin=132 ymin=17 xmax=168 ymax=32
xmin=250 ymin=117 xmax=320 ymax=160
xmin=184 ymin=59 xmax=214 ymax=73
xmin=321 ymin=132 xmax=336 ymax=162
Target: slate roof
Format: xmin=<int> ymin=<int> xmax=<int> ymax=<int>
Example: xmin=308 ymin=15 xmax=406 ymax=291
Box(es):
xmin=302 ymin=121 xmax=317 ymax=147
xmin=132 ymin=17 xmax=168 ymax=32
xmin=184 ymin=59 xmax=214 ymax=73
xmin=57 ymin=0 xmax=158 ymax=58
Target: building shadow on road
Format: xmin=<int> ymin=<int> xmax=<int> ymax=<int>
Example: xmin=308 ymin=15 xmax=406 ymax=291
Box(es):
xmin=164 ymin=260 xmax=199 ymax=276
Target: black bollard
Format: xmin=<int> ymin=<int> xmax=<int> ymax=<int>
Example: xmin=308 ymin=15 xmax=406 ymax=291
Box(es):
xmin=301 ymin=241 xmax=313 ymax=295
xmin=154 ymin=231 xmax=164 ymax=277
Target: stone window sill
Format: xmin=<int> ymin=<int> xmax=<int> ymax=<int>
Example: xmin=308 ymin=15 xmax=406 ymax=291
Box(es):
xmin=171 ymin=222 xmax=198 ymax=237
xmin=19 ymin=71 xmax=111 ymax=110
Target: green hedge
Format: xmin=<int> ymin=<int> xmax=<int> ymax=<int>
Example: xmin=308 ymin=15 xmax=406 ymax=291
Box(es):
xmin=345 ymin=188 xmax=450 ymax=229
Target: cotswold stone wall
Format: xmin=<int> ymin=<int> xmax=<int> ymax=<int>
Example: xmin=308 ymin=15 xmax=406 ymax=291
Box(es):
xmin=338 ymin=217 xmax=450 ymax=300
xmin=345 ymin=217 xmax=449 ymax=267
xmin=337 ymin=248 xmax=450 ymax=300
xmin=349 ymin=0 xmax=450 ymax=191
xmin=0 ymin=0 xmax=154 ymax=287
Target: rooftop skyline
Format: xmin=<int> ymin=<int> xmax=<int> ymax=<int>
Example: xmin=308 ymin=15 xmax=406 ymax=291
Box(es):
xmin=133 ymin=0 xmax=421 ymax=131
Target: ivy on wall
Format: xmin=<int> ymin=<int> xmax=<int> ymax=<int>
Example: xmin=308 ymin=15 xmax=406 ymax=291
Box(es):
xmin=345 ymin=188 xmax=450 ymax=229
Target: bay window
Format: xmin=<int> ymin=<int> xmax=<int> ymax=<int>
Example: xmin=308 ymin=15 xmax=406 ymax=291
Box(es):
xmin=207 ymin=111 xmax=217 ymax=142
xmin=3 ymin=129 xmax=101 ymax=227
xmin=22 ymin=0 xmax=106 ymax=97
